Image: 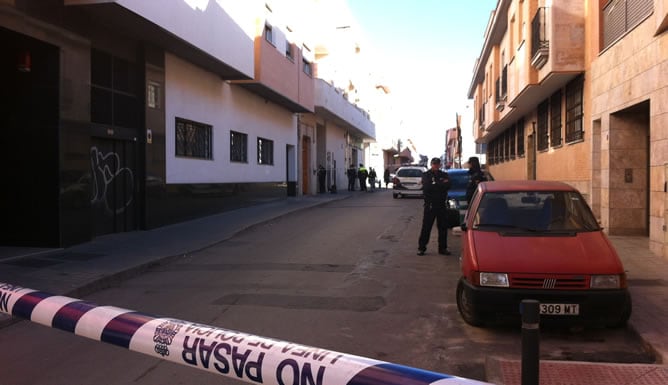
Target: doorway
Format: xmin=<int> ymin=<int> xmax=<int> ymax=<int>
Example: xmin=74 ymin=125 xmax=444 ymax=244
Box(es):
xmin=301 ymin=136 xmax=310 ymax=194
xmin=607 ymin=101 xmax=649 ymax=235
xmin=0 ymin=27 xmax=60 ymax=246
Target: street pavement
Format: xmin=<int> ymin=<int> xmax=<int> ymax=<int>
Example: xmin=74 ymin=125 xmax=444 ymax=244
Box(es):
xmin=1 ymin=190 xmax=668 ymax=384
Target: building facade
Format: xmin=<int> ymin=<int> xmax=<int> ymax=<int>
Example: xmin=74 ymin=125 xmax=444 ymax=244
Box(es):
xmin=468 ymin=0 xmax=668 ymax=256
xmin=0 ymin=0 xmax=375 ymax=248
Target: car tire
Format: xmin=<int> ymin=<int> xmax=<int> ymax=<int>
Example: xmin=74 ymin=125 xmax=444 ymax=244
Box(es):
xmin=456 ymin=280 xmax=484 ymax=327
xmin=393 ymin=193 xmax=399 ymax=199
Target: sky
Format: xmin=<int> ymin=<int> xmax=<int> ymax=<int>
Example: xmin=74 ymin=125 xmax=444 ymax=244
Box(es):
xmin=345 ymin=0 xmax=498 ymax=160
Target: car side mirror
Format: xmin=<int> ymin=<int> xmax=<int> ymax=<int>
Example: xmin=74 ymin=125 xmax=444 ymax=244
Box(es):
xmin=461 ymin=222 xmax=468 ymax=232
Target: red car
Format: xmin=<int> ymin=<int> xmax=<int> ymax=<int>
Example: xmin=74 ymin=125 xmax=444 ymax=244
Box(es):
xmin=457 ymin=180 xmax=632 ymax=327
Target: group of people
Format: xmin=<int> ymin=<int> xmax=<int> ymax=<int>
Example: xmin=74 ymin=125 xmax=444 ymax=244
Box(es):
xmin=417 ymin=156 xmax=485 ymax=256
xmin=347 ymin=164 xmax=391 ymax=192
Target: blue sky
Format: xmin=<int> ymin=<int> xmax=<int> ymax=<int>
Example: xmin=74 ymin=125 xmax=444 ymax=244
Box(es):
xmin=346 ymin=0 xmax=498 ymax=159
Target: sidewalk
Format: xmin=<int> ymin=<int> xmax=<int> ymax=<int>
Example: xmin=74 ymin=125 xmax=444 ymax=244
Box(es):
xmin=1 ymin=193 xmax=668 ymax=384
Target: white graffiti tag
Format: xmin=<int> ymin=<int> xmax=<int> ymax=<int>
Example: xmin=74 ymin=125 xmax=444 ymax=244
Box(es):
xmin=90 ymin=146 xmax=134 ymax=215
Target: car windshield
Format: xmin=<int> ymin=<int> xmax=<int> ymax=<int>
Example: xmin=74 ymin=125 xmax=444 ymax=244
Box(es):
xmin=397 ymin=169 xmax=423 ymax=178
xmin=472 ymin=190 xmax=600 ymax=232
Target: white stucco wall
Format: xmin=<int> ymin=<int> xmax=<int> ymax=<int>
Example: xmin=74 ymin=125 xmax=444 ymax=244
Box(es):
xmin=165 ymin=53 xmax=296 ymax=184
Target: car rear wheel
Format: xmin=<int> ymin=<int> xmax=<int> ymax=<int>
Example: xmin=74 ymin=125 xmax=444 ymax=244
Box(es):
xmin=456 ymin=280 xmax=483 ymax=326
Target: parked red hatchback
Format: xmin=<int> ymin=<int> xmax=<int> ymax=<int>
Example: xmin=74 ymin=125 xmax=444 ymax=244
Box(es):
xmin=457 ymin=180 xmax=631 ymax=327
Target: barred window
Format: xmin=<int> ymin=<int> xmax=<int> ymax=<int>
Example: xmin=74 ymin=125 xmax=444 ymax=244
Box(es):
xmin=517 ymin=118 xmax=525 ymax=157
xmin=550 ymin=90 xmax=563 ymax=147
xmin=565 ymin=75 xmax=584 ymax=143
xmin=537 ymin=100 xmax=549 ymax=151
xmin=175 ymin=118 xmax=212 ymax=159
xmin=257 ymin=137 xmax=274 ymax=165
xmin=230 ymin=131 xmax=248 ymax=163
xmin=509 ymin=124 xmax=516 ymax=159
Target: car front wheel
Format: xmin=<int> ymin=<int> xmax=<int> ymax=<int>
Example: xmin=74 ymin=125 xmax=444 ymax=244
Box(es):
xmin=456 ymin=280 xmax=484 ymax=327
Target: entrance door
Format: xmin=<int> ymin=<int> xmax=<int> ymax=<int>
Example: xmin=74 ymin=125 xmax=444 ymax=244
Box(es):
xmin=90 ymin=138 xmax=138 ymax=236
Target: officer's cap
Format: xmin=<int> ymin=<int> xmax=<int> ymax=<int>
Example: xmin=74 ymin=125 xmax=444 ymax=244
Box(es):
xmin=430 ymin=157 xmax=441 ymax=165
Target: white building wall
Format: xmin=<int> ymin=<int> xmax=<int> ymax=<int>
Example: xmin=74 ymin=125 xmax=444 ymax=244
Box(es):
xmin=165 ymin=53 xmax=296 ymax=183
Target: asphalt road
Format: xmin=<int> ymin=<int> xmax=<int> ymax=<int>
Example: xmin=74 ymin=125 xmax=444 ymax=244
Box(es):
xmin=0 ymin=189 xmax=654 ymax=384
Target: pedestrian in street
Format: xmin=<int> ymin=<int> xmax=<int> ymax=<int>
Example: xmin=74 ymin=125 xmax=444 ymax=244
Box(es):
xmin=347 ymin=164 xmax=357 ymax=191
xmin=418 ymin=157 xmax=451 ymax=256
xmin=465 ymin=156 xmax=486 ymax=204
xmin=317 ymin=164 xmax=327 ymax=194
xmin=384 ymin=168 xmax=391 ymax=189
xmin=368 ymin=167 xmax=377 ymax=192
xmin=357 ymin=164 xmax=368 ymax=191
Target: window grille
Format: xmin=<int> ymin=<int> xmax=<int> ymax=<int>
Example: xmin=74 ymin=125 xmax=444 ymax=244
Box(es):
xmin=175 ymin=118 xmax=212 ymax=159
xmin=257 ymin=137 xmax=274 ymax=165
xmin=537 ymin=100 xmax=549 ymax=151
xmin=565 ymin=75 xmax=584 ymax=142
xmin=230 ymin=131 xmax=248 ymax=163
xmin=550 ymin=90 xmax=563 ymax=147
xmin=517 ymin=118 xmax=525 ymax=157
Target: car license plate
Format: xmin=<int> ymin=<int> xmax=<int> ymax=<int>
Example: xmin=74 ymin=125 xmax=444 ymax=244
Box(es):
xmin=540 ymin=303 xmax=579 ymax=315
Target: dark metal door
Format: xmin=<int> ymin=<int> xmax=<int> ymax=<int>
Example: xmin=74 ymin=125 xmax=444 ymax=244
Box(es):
xmin=90 ymin=138 xmax=138 ymax=236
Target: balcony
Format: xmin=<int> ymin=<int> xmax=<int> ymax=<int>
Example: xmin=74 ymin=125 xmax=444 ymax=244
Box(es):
xmin=235 ymin=35 xmax=314 ymax=113
xmin=64 ymin=0 xmax=253 ymax=80
xmin=314 ymin=79 xmax=375 ymax=140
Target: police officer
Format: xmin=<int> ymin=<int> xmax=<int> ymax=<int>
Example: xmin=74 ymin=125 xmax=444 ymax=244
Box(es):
xmin=418 ymin=157 xmax=451 ymax=256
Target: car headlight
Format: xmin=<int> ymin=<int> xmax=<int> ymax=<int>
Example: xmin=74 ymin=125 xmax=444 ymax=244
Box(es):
xmin=590 ymin=275 xmax=621 ymax=289
xmin=448 ymin=198 xmax=458 ymax=208
xmin=479 ymin=272 xmax=509 ymax=287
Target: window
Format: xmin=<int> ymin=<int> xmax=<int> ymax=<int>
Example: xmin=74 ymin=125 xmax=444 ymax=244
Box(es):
xmin=264 ymin=24 xmax=274 ymax=45
xmin=230 ymin=131 xmax=248 ymax=163
xmin=257 ymin=137 xmax=274 ymax=165
xmin=517 ymin=118 xmax=525 ymax=157
xmin=509 ymin=124 xmax=516 ymax=159
xmin=91 ymin=49 xmax=140 ymax=129
xmin=537 ymin=100 xmax=549 ymax=151
xmin=175 ymin=118 xmax=212 ymax=159
xmin=565 ymin=75 xmax=584 ymax=142
xmin=285 ymin=42 xmax=293 ymax=60
xmin=302 ymin=58 xmax=312 ymax=76
xmin=602 ymin=0 xmax=653 ymax=49
xmin=550 ymin=90 xmax=562 ymax=147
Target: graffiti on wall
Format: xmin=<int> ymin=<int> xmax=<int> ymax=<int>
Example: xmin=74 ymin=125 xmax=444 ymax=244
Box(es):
xmin=90 ymin=146 xmax=134 ymax=215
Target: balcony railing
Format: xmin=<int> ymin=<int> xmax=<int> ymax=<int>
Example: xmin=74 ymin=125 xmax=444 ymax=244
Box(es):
xmin=531 ymin=7 xmax=549 ymax=69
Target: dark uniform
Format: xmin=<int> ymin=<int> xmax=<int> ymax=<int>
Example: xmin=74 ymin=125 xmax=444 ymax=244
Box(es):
xmin=418 ymin=158 xmax=451 ymax=255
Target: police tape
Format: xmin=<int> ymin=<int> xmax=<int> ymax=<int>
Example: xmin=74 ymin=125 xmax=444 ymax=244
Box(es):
xmin=0 ymin=282 xmax=492 ymax=385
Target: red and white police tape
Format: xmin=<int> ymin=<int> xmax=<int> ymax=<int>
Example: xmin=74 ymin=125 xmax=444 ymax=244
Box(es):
xmin=0 ymin=282 xmax=491 ymax=385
